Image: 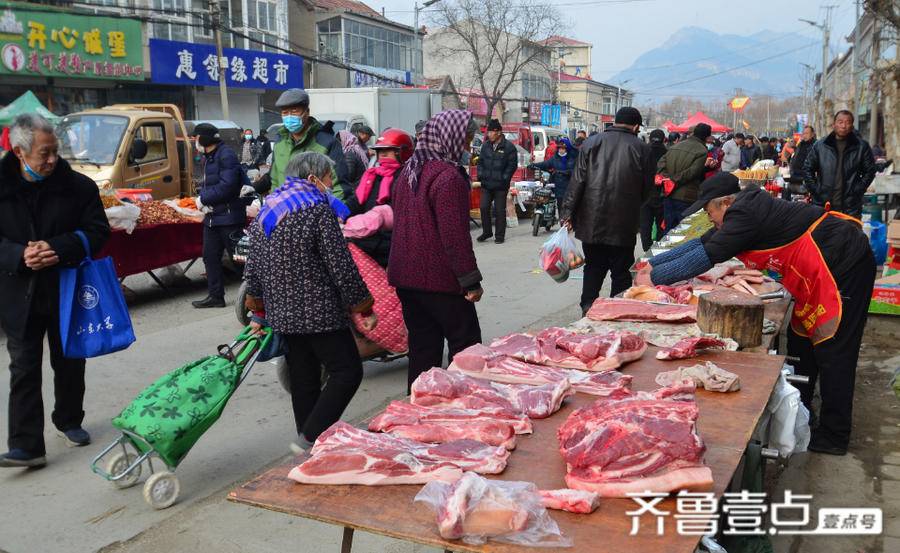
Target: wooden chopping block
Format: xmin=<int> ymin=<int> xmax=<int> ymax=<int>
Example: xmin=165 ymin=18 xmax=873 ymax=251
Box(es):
xmin=697 ymin=289 xmax=764 ymax=348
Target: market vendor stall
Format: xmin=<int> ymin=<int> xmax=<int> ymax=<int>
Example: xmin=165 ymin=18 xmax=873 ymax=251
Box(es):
xmin=98 ymin=222 xmax=204 ymax=285
xmin=230 ymin=348 xmax=784 ymax=553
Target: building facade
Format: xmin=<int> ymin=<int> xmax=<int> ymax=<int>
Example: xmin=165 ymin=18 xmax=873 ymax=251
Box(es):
xmin=423 ymin=24 xmax=552 ymax=124
xmin=557 ymin=73 xmax=633 ymax=132
xmin=540 ymin=35 xmax=592 ymax=79
xmin=312 ymin=0 xmax=420 ymax=89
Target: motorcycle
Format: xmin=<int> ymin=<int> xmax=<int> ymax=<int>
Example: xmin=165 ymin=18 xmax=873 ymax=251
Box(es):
xmin=531 ymin=181 xmax=559 ymax=236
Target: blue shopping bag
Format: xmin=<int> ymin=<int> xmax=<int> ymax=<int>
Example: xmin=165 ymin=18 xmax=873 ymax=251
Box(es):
xmin=59 ymin=231 xmax=136 ymax=358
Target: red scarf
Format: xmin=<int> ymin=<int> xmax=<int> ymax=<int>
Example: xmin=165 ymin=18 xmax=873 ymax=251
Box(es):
xmin=356 ymin=158 xmax=401 ymax=206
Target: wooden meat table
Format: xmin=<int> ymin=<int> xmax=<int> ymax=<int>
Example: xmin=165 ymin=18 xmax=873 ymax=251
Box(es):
xmin=229 ymin=349 xmax=784 ymax=553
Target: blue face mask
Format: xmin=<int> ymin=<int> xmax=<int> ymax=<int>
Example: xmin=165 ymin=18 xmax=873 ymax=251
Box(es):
xmin=22 ymin=159 xmax=46 ymax=182
xmin=707 ymin=144 xmax=714 ymax=151
xmin=282 ymin=114 xmax=303 ymax=133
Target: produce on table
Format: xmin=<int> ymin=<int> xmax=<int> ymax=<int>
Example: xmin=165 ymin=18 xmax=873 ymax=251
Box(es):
xmin=135 ymin=200 xmax=188 ymax=226
xmin=177 ymin=197 xmax=198 ymax=210
xmin=101 ymin=194 xmax=123 ymax=209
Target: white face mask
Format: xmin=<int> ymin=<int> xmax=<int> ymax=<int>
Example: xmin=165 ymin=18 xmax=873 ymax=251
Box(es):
xmin=194 ymin=140 xmax=204 ymax=153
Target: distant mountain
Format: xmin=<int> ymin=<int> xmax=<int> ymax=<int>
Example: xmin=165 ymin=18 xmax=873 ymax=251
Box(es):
xmin=610 ymin=27 xmax=818 ymax=102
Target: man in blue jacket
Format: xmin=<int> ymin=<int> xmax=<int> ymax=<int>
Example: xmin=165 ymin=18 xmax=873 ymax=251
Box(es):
xmin=192 ymin=123 xmax=246 ymax=308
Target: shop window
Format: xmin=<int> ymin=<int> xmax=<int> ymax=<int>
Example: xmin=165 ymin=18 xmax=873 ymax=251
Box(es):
xmin=132 ymin=123 xmax=167 ymax=165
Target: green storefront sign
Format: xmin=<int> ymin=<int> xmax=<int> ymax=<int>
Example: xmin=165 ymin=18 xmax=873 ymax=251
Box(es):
xmin=0 ymin=2 xmax=143 ymax=81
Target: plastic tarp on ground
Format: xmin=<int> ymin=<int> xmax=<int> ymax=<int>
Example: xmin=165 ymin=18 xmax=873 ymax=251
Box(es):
xmin=670 ymin=111 xmax=732 ymax=133
xmin=0 ymin=91 xmax=60 ymax=128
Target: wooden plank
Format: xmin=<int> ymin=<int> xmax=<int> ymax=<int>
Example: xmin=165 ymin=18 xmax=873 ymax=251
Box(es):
xmin=229 ymin=349 xmax=784 ymax=553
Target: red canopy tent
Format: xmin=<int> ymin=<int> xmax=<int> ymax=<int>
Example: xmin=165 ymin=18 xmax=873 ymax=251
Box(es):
xmin=660 ymin=120 xmax=677 ymax=131
xmin=670 ymin=111 xmax=732 ymax=133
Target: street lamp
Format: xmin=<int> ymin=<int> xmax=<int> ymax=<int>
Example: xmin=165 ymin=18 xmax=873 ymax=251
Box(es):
xmin=799 ymin=15 xmax=832 ymax=129
xmin=616 ymin=79 xmax=632 ymax=114
xmin=414 ymin=0 xmax=442 ymax=84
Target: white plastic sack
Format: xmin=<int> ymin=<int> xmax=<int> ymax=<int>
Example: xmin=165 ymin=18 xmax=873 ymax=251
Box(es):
xmin=752 ymin=365 xmax=811 ymax=457
xmin=162 ymin=199 xmax=204 ymax=220
xmin=415 ymin=472 xmax=572 ymax=547
xmin=105 ymin=203 xmax=141 ymax=234
xmin=539 ymin=228 xmax=584 ymax=283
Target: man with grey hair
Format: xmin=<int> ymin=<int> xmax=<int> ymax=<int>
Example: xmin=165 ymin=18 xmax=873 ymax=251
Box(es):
xmin=0 ymin=114 xmax=110 ymax=468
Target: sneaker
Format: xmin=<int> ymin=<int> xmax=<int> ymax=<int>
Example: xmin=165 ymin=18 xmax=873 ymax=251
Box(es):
xmin=192 ymin=296 xmax=226 ymax=308
xmin=57 ymin=427 xmax=91 ymax=447
xmin=476 ymin=233 xmax=493 ymax=243
xmin=0 ymin=449 xmax=47 ymax=468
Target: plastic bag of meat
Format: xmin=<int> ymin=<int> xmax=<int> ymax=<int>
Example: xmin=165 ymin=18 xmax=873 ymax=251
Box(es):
xmin=539 ymin=228 xmax=584 ymax=283
xmin=415 ymin=472 xmax=573 ymax=547
xmin=656 ymin=361 xmax=741 ymax=392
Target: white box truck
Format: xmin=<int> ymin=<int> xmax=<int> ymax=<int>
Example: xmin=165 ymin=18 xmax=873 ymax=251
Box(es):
xmin=306 ymin=87 xmax=443 ymax=139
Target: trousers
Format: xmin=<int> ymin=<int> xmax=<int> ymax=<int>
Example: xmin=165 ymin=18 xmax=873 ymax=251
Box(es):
xmin=202 ymin=223 xmax=242 ymax=299
xmin=639 ymin=196 xmax=664 ymax=251
xmin=7 ymin=308 xmax=86 ymax=455
xmin=580 ymin=242 xmax=635 ymax=314
xmin=786 ymin=250 xmax=876 ymax=449
xmin=662 ymin=197 xmax=693 ymax=235
xmin=479 ymin=188 xmax=508 ymax=240
xmin=283 ymin=328 xmax=363 ymax=442
xmin=397 ymin=288 xmax=482 ymax=391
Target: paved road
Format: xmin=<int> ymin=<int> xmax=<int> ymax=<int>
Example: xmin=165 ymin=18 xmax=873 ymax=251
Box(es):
xmin=0 ymin=223 xmax=593 ymax=553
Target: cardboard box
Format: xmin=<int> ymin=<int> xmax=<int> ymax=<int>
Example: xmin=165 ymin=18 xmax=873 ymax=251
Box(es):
xmin=870 ymin=272 xmax=900 ymax=316
xmin=888 ymin=220 xmax=900 ymax=242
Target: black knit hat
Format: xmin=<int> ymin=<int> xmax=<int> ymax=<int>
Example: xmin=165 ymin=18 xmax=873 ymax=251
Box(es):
xmin=614 ymin=107 xmax=642 ymax=126
xmin=192 ymin=123 xmax=221 ymax=147
xmin=487 ymin=118 xmax=502 ymax=131
xmin=649 ymin=129 xmax=666 ymax=143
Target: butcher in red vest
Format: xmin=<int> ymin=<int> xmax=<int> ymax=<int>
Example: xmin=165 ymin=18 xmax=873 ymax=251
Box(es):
xmin=638 ymin=172 xmax=876 ymax=456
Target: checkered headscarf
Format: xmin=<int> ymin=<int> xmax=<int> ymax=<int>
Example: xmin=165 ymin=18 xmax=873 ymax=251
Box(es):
xmin=400 ymin=110 xmax=473 ymax=192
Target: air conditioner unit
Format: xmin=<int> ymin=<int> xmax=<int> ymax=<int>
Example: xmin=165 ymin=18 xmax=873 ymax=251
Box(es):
xmin=573 ymin=110 xmax=581 ymax=118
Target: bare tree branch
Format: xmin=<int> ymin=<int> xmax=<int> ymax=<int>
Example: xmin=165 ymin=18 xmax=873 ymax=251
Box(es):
xmin=428 ymin=0 xmax=564 ymax=119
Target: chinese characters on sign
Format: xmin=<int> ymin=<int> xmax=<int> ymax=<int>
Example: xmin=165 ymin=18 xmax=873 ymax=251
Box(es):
xmin=149 ymin=39 xmax=303 ymax=90
xmin=626 ymin=491 xmax=882 ymax=537
xmin=0 ymin=6 xmax=143 ymax=80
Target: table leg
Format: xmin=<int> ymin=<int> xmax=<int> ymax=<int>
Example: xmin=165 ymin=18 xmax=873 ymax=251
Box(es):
xmin=340 ymin=527 xmax=354 ymax=553
xmin=145 ymin=269 xmax=170 ymax=292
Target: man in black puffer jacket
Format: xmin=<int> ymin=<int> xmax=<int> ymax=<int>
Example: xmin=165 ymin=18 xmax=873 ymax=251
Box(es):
xmin=803 ymin=111 xmax=876 ymax=219
xmin=193 ymin=123 xmax=246 ymax=308
xmin=476 ymin=119 xmax=518 ymax=244
xmin=561 ymin=107 xmax=655 ymax=313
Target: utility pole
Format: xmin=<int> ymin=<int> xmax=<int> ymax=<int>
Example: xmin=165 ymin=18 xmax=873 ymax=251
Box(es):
xmin=766 ymin=97 xmax=770 ymax=136
xmin=210 ymin=0 xmax=229 ymax=120
xmin=800 ymin=5 xmax=836 ymax=131
xmin=414 ymin=0 xmax=442 ymax=85
xmin=869 ymin=14 xmax=881 ymax=146
xmin=850 ymin=0 xmax=860 ymax=111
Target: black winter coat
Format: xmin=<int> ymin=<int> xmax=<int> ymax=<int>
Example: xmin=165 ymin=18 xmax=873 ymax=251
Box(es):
xmin=344 ymin=153 xmax=368 ymax=188
xmin=199 ymin=143 xmax=247 ymax=227
xmin=788 ymin=139 xmax=814 ymax=184
xmin=0 ymin=154 xmax=110 ymax=340
xmin=803 ymin=131 xmax=877 ymax=219
xmin=561 ymin=127 xmax=655 ymax=248
xmin=531 ymin=151 xmax=577 ymax=196
xmin=477 ymin=136 xmax=518 ymax=191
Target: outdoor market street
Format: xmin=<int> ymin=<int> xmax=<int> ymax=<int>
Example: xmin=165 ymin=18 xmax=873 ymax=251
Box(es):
xmin=1 ymin=223 xmax=898 ymax=553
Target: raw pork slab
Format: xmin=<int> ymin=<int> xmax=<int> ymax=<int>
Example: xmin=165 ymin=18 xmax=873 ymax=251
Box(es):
xmin=411 ymin=368 xmax=572 ymax=419
xmin=370 ymin=402 xmax=520 ymax=449
xmin=538 ymin=489 xmax=600 ymax=514
xmin=370 ymin=401 xmax=532 ymax=434
xmin=566 ymin=370 xmax=633 ymax=397
xmin=450 ymin=344 xmax=571 ymax=387
xmin=557 ymin=381 xmax=713 ymax=497
xmin=656 ymin=361 xmax=741 ymax=392
xmin=656 ymin=336 xmax=727 ymax=360
xmin=288 ymin=421 xmax=510 ymax=485
xmin=490 ymin=328 xmax=647 ymax=371
xmin=586 ymin=298 xmax=697 ymax=323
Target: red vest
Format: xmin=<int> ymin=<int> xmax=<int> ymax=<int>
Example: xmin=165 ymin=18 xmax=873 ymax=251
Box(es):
xmin=736 ymin=212 xmax=858 ymax=344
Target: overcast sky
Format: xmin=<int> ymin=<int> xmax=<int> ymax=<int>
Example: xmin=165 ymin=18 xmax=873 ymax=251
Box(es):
xmin=373 ymin=0 xmax=858 ymax=80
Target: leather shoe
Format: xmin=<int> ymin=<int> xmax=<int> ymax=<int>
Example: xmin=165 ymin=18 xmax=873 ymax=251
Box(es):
xmin=807 ymin=433 xmax=847 ymax=456
xmin=192 ymin=296 xmax=226 ymax=308
xmin=476 ymin=233 xmax=493 ymax=242
xmin=495 ymin=238 xmax=505 ymax=244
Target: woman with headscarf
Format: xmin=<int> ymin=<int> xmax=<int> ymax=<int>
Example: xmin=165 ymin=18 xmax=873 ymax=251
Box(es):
xmin=528 ymin=136 xmax=577 ymax=206
xmin=244 ymin=152 xmax=377 ymax=451
xmin=388 ymin=110 xmax=484 ymax=390
xmin=337 ymin=129 xmax=369 ymax=187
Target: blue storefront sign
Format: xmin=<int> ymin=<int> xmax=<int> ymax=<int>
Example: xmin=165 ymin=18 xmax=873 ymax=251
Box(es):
xmin=149 ymin=38 xmax=302 ymax=89
xmin=541 ymin=104 xmax=561 ymax=128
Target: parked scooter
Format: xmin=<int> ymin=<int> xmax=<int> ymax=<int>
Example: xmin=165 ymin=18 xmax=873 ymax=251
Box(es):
xmin=531 ymin=180 xmax=558 ymax=236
